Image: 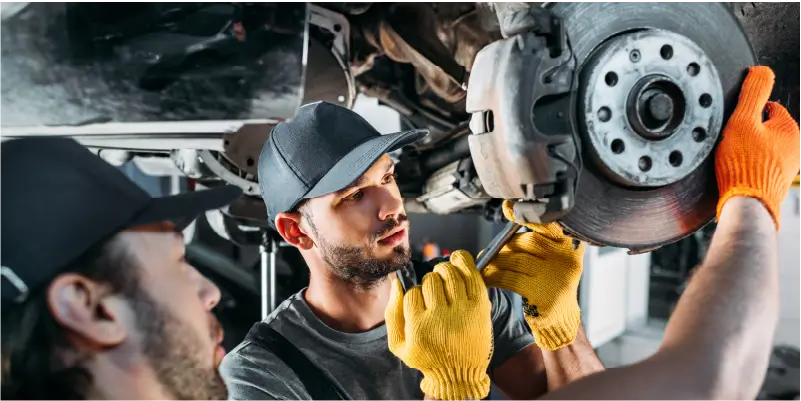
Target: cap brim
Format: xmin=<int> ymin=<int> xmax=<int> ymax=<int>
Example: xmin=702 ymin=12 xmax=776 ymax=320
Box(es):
xmin=304 ymin=129 xmax=429 ymax=199
xmin=130 ymin=185 xmax=243 ymax=231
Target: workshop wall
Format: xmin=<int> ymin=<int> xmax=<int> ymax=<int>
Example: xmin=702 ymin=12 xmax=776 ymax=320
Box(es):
xmin=776 ymin=188 xmax=800 ymax=347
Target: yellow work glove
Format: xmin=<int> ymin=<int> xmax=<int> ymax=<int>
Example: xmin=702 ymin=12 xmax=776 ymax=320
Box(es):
xmin=715 ymin=66 xmax=800 ymax=230
xmin=385 ymin=250 xmax=493 ymax=400
xmin=481 ymin=200 xmax=583 ymax=351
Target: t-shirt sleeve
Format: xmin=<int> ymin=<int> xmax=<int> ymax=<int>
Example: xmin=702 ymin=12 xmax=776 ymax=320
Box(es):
xmin=220 ymin=342 xmax=312 ymax=400
xmin=487 ymin=287 xmax=534 ymax=368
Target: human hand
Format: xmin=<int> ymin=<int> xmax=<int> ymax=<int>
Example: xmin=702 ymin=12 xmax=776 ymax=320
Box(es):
xmin=385 ymin=251 xmax=493 ymax=400
xmin=715 ymin=66 xmax=800 ymax=229
xmin=481 ymin=200 xmax=583 ymax=351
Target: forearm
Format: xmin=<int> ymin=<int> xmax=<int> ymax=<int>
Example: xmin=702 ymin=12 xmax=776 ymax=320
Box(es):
xmin=541 ymin=325 xmax=604 ymax=391
xmin=538 ymin=197 xmax=780 ymax=400
xmin=659 ymin=196 xmax=779 ymax=398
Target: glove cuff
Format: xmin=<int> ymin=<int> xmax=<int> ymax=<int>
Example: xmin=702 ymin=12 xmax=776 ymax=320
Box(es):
xmin=716 ymin=154 xmax=786 ymax=230
xmin=420 ymin=368 xmax=490 ymax=400
xmin=530 ymin=308 xmax=582 ymax=351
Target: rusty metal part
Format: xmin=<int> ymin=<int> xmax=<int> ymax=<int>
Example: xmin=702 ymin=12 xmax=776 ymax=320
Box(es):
xmin=385 ymin=11 xmax=468 ymax=87
xmin=377 ymin=19 xmax=465 ymax=103
xmin=364 ymin=4 xmax=497 ymax=104
xmin=549 ymin=2 xmax=757 ymax=250
xmin=437 ymin=4 xmax=503 ymax=73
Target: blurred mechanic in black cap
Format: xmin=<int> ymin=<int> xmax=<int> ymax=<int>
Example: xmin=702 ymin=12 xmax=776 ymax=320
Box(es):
xmin=1 ymin=137 xmax=242 ymax=399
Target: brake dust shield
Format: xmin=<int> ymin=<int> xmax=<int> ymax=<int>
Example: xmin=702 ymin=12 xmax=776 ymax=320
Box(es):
xmin=547 ymin=2 xmax=757 ymax=251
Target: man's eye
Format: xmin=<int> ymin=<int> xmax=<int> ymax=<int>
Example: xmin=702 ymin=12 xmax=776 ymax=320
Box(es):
xmin=383 ymin=173 xmax=398 ymax=184
xmin=346 ymin=190 xmax=364 ymax=201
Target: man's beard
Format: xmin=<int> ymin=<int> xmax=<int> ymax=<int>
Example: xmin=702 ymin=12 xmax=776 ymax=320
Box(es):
xmin=311 ymin=215 xmax=411 ymax=291
xmin=130 ymin=291 xmax=228 ymax=400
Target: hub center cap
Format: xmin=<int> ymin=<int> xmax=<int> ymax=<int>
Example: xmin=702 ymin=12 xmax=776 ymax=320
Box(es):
xmin=629 ymin=76 xmax=685 ymax=139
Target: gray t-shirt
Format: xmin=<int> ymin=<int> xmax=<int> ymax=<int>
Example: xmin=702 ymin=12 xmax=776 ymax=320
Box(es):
xmin=220 ymin=261 xmax=533 ymax=400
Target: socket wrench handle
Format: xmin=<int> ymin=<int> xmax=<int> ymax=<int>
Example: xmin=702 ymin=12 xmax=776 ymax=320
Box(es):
xmin=475 ymin=221 xmax=522 ymax=271
xmin=396 ymin=220 xmax=521 ymax=293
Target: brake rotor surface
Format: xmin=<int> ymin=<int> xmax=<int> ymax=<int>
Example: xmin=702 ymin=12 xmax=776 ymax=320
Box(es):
xmin=547 ymin=2 xmax=757 ymax=250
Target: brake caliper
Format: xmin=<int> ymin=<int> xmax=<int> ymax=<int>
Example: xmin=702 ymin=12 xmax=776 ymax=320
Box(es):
xmin=465 ymin=4 xmax=580 ymax=224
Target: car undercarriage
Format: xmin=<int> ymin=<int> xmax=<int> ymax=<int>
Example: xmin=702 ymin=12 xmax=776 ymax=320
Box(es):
xmin=2 ymin=2 xmax=799 ymax=253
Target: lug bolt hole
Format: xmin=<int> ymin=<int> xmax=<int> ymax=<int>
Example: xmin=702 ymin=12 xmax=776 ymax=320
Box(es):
xmin=630 ymin=49 xmax=641 ymax=63
xmin=611 ymin=139 xmax=625 ymax=154
xmin=692 ymin=127 xmax=707 ymax=142
xmin=598 ymin=107 xmax=612 ymax=122
xmin=638 ymin=156 xmax=652 ymax=172
xmin=687 ymin=62 xmax=701 ymax=76
xmin=660 ymin=45 xmax=673 ymax=60
xmin=699 ymin=94 xmax=712 ymax=108
xmin=605 ymin=72 xmax=618 ymax=87
xmin=669 ymin=151 xmax=683 ymax=167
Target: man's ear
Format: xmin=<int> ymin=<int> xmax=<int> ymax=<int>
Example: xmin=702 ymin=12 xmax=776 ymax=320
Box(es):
xmin=275 ymin=212 xmax=314 ymax=250
xmin=47 ymin=273 xmax=127 ymax=349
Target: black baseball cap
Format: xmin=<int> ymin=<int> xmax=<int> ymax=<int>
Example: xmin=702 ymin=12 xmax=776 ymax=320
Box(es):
xmin=0 ymin=137 xmax=243 ymax=311
xmin=258 ymin=101 xmax=428 ymax=228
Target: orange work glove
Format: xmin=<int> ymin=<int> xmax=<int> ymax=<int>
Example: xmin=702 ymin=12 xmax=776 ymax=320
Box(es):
xmin=715 ymin=66 xmax=800 ymax=229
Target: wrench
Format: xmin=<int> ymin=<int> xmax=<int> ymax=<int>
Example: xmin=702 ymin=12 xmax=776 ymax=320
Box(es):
xmin=397 ymin=220 xmax=522 ymax=293
xmin=475 ymin=221 xmax=522 ymax=271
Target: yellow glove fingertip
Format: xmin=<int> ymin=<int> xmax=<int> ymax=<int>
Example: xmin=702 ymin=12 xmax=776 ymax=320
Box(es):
xmin=385 ymin=277 xmax=406 ymax=349
xmin=388 ymin=276 xmax=404 ymax=305
xmin=530 ymin=222 xmax=568 ymax=242
xmin=404 ymin=285 xmax=426 ymax=317
xmin=449 ymin=250 xmax=476 ymax=269
xmin=480 ymin=266 xmax=500 ymax=287
xmin=501 ymin=199 xmax=517 ymax=222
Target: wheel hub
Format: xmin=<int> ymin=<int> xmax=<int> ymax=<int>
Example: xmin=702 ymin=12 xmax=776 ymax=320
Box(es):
xmin=581 ymin=30 xmax=724 ymax=188
xmin=547 ymin=2 xmax=756 ymax=250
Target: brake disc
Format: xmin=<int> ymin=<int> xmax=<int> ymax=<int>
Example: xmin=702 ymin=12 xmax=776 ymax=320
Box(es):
xmin=546 ymin=2 xmax=757 ymax=251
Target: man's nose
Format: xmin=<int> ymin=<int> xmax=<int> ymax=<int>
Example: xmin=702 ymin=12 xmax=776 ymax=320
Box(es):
xmin=199 ymin=273 xmax=222 ymax=310
xmin=377 ymin=187 xmax=404 ymax=221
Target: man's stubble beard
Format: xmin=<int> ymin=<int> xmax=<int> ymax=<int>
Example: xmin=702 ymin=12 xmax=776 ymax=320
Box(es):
xmin=308 ymin=215 xmax=411 ymax=291
xmin=130 ymin=290 xmax=228 ymax=400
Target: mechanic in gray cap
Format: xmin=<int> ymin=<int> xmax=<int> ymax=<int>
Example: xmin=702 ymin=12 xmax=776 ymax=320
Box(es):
xmin=1 ymin=137 xmax=242 ymax=399
xmin=220 ymin=101 xmax=604 ymax=400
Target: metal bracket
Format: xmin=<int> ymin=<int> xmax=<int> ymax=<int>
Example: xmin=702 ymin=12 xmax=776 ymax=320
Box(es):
xmin=0 ymin=119 xmax=278 ymax=152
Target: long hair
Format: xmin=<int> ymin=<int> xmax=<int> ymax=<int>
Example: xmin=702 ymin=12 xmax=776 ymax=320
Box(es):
xmin=1 ymin=235 xmax=140 ymax=400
